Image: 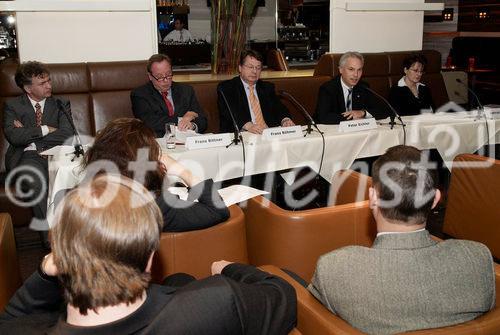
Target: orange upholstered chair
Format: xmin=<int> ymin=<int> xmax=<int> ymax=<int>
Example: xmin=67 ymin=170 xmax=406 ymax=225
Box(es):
xmin=151 ymin=205 xmax=248 ymax=282
xmin=0 ymin=213 xmax=22 ymax=312
xmin=443 ymin=154 xmax=500 ymax=260
xmin=262 ymin=261 xmax=500 ymax=335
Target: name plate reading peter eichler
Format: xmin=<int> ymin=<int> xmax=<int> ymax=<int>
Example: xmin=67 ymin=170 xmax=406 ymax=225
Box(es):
xmin=338 ymin=118 xmax=378 ymax=133
xmin=185 ymin=133 xmax=232 ymax=150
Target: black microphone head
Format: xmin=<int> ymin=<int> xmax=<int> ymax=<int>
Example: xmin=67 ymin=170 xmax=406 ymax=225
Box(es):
xmin=456 ymin=78 xmax=463 ymax=84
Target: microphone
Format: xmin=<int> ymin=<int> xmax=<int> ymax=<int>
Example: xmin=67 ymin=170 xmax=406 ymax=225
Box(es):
xmin=278 ymin=90 xmax=322 ymax=136
xmin=218 ymin=87 xmax=241 ymax=146
xmin=57 ymin=99 xmax=84 ymax=159
xmin=359 ymin=84 xmax=404 ymax=130
xmin=455 ymin=78 xmax=484 ymax=120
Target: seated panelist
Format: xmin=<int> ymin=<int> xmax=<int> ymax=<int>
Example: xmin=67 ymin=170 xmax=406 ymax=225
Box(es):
xmin=0 ymin=174 xmax=297 ymax=334
xmin=314 ymin=51 xmax=389 ymax=124
xmin=389 ymin=53 xmax=435 ymax=116
xmin=217 ymin=49 xmax=295 ymax=134
xmin=131 ymin=54 xmax=207 ymax=137
xmin=82 ymin=118 xmax=229 ymax=232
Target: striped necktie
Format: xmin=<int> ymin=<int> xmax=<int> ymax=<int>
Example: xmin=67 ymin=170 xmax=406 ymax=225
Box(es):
xmin=249 ymin=85 xmax=267 ymax=128
xmin=346 ymin=88 xmax=353 ymax=112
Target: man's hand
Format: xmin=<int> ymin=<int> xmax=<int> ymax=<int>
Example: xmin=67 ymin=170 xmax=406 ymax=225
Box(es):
xmin=342 ymin=110 xmax=366 ymax=120
xmin=47 ymin=126 xmax=57 ymax=133
xmin=41 ymin=253 xmax=58 ymax=277
xmin=281 ymin=118 xmax=295 ymax=127
xmin=13 ymin=120 xmax=24 ymax=128
xmin=160 ymin=152 xmax=201 ymax=186
xmin=211 ymin=260 xmax=233 ymax=275
xmin=243 ymin=122 xmax=266 ymax=134
xmin=178 ymin=111 xmax=198 ymax=131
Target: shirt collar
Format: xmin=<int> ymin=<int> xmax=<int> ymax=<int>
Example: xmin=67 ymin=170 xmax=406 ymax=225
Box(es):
xmin=398 ymin=76 xmax=425 ymax=89
xmin=377 ymin=227 xmax=426 ymax=237
xmin=340 ymin=77 xmax=353 ymax=91
xmin=27 ymin=95 xmax=46 ymax=111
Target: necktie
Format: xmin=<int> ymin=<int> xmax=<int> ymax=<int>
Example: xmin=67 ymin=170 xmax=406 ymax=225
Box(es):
xmin=35 ymin=102 xmax=42 ymax=126
xmin=346 ymin=88 xmax=353 ymax=112
xmin=161 ymin=91 xmax=174 ymax=117
xmin=180 ymin=30 xmax=184 ymax=42
xmin=249 ymin=85 xmax=267 ymax=128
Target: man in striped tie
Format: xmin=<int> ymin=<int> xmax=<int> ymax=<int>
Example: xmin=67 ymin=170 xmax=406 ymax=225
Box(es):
xmin=218 ymin=50 xmax=295 ymax=134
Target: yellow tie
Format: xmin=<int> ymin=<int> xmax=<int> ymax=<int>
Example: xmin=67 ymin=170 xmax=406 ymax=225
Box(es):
xmin=249 ymin=85 xmax=267 ymax=128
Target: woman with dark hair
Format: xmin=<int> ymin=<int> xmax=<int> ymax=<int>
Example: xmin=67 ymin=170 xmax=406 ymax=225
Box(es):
xmin=82 ymin=117 xmax=229 ymax=232
xmin=389 ymin=53 xmax=435 ymax=116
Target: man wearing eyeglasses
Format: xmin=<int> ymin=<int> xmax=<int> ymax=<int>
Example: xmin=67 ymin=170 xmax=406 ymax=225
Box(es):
xmin=217 ymin=50 xmax=294 ymax=134
xmin=315 ymin=51 xmax=389 ymax=125
xmin=131 ymin=54 xmax=207 ymax=137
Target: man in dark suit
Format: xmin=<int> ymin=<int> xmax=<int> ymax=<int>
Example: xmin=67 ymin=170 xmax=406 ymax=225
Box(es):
xmin=315 ymin=51 xmax=389 ymax=124
xmin=0 ymin=174 xmax=297 ymax=334
xmin=218 ymin=50 xmax=295 ymax=134
xmin=131 ymin=54 xmax=207 ymax=137
xmin=308 ymin=145 xmax=495 ymax=334
xmin=3 ymin=61 xmax=73 ymax=224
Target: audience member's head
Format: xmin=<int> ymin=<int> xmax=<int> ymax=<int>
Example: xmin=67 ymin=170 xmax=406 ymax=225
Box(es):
xmin=338 ymin=51 xmax=364 ymax=88
xmin=402 ymin=53 xmax=428 ymax=85
xmin=147 ymin=53 xmax=173 ymax=94
xmin=370 ymin=145 xmax=440 ymax=227
xmin=239 ymin=49 xmax=264 ymax=86
xmin=51 ymin=174 xmax=163 ymax=314
xmin=15 ymin=61 xmax=52 ymax=101
xmin=82 ymin=118 xmax=165 ymax=191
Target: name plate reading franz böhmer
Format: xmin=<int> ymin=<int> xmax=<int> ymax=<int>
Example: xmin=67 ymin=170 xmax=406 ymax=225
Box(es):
xmin=338 ymin=118 xmax=378 ymax=133
xmin=185 ymin=133 xmax=232 ymax=150
xmin=262 ymin=125 xmax=303 ymax=140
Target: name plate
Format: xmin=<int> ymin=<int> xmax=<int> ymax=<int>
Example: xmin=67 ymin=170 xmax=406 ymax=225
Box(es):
xmin=185 ymin=133 xmax=232 ymax=150
xmin=485 ymin=108 xmax=500 ymax=120
xmin=338 ymin=118 xmax=378 ymax=133
xmin=262 ymin=126 xmax=303 ymax=140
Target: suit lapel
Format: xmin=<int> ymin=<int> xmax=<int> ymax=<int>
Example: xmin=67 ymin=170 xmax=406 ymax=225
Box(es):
xmin=236 ymin=78 xmax=251 ymax=119
xmin=149 ymin=82 xmax=168 ymax=114
xmin=20 ymin=94 xmax=37 ymax=126
xmin=42 ymin=96 xmax=57 ymax=125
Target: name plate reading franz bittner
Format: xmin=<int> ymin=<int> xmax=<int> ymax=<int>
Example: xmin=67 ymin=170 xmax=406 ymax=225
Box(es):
xmin=185 ymin=133 xmax=232 ymax=150
xmin=338 ymin=118 xmax=378 ymax=133
xmin=262 ymin=125 xmax=303 ymax=140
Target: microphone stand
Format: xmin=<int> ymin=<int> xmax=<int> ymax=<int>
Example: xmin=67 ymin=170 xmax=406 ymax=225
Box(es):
xmin=456 ymin=78 xmax=484 ymax=122
xmin=218 ymin=88 xmax=242 ymax=148
xmin=278 ymin=90 xmax=323 ymax=137
xmin=58 ymin=99 xmax=84 ymax=161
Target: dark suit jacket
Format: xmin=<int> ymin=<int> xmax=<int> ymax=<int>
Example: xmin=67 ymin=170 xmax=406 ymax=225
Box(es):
xmin=131 ymin=81 xmax=207 ymax=137
xmin=314 ymin=76 xmax=389 ymax=124
xmin=156 ymin=179 xmax=230 ymax=232
xmin=389 ymin=82 xmax=435 ymax=116
xmin=217 ymin=77 xmax=291 ymax=133
xmin=3 ymin=94 xmax=73 ymax=171
xmin=0 ymin=263 xmax=297 ymax=335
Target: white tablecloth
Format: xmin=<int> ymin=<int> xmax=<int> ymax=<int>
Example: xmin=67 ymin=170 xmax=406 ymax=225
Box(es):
xmin=45 ymin=113 xmax=500 ymax=226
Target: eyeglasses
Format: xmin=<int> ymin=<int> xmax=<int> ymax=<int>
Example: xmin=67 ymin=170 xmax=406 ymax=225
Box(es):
xmin=408 ymin=68 xmax=425 ymax=74
xmin=242 ymin=64 xmax=262 ymax=72
xmin=150 ymin=73 xmax=173 ymax=81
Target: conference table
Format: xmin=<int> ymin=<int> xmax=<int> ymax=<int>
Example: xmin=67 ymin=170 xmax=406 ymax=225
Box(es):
xmin=45 ymin=112 xmax=499 ymax=225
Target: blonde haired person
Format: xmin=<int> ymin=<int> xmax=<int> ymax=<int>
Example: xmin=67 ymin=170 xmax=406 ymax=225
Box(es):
xmin=0 ymin=174 xmax=297 ymax=334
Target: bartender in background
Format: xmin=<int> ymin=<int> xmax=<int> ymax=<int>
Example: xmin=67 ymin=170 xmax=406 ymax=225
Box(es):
xmin=163 ymin=18 xmax=193 ymax=43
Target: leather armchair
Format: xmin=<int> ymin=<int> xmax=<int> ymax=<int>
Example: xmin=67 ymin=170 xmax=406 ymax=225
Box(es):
xmin=150 ymin=205 xmax=248 ymax=282
xmin=244 ymin=197 xmax=376 ymax=282
xmin=267 ymin=49 xmax=289 ymax=71
xmin=0 ymin=213 xmax=22 ymax=311
xmin=262 ymin=261 xmax=500 ymax=335
xmin=329 ymin=169 xmax=372 ymax=206
xmin=443 ymin=154 xmax=500 ymax=260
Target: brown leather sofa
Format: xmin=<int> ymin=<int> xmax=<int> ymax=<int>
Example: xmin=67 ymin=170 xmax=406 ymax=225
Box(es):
xmin=0 ymin=213 xmax=22 ymax=311
xmin=314 ymin=49 xmax=449 ymax=109
xmin=262 ymin=260 xmax=500 ymax=335
xmin=150 ymin=205 xmax=248 ymax=282
xmin=443 ymin=153 xmax=500 ymax=260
